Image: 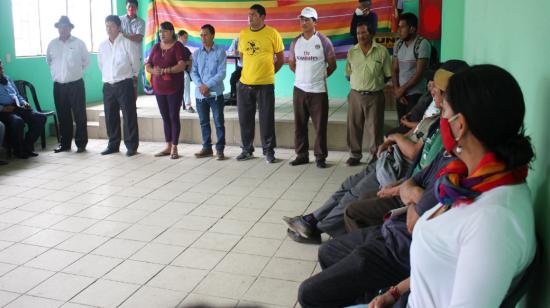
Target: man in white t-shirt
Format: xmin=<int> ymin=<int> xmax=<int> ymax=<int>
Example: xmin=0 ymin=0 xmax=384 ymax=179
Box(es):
xmin=288 ymin=7 xmax=336 ymax=168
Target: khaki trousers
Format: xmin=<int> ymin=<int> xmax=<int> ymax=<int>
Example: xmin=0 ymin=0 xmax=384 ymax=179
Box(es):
xmin=346 ymin=89 xmax=385 ymax=159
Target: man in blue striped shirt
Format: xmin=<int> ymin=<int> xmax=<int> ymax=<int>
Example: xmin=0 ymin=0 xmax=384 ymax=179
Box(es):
xmin=191 ymin=24 xmax=227 ymax=160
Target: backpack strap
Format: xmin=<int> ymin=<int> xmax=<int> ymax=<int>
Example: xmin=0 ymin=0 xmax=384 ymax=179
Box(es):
xmin=413 ymin=35 xmax=425 ymax=60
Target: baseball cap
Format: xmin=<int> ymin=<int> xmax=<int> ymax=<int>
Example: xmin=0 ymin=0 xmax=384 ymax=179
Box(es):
xmin=300 ymin=7 xmax=318 ymax=20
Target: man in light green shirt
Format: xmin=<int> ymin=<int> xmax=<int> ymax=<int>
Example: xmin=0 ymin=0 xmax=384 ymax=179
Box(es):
xmin=345 ymin=22 xmax=391 ymax=166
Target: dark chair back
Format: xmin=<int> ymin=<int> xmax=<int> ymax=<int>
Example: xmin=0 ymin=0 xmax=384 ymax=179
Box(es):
xmin=14 ymin=80 xmax=45 ymax=112
xmin=13 ymin=80 xmax=60 ymax=148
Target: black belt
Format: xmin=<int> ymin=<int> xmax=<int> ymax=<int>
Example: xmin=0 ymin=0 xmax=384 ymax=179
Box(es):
xmin=353 ymin=89 xmax=382 ymax=96
xmin=105 ymin=78 xmax=133 ymax=86
xmin=54 ymin=78 xmax=83 ymax=85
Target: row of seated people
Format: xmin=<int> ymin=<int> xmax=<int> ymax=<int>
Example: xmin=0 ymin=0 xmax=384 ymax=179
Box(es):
xmin=283 ymin=60 xmax=537 ymax=307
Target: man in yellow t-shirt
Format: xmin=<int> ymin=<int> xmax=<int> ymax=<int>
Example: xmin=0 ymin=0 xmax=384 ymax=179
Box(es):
xmin=236 ymin=3 xmax=285 ymax=163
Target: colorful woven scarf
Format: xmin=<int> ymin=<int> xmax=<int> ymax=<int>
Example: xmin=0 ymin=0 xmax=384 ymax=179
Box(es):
xmin=435 ymin=152 xmax=528 ymax=207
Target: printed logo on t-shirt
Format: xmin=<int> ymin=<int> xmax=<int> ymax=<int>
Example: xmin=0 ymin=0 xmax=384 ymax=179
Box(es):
xmin=297 ymin=51 xmax=319 ymax=61
xmin=315 ymin=44 xmax=321 ymax=50
xmin=246 ymin=40 xmax=260 ymax=55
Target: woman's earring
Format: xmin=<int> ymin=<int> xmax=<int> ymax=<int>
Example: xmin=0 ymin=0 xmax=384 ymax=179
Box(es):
xmin=455 ymin=145 xmax=463 ymax=154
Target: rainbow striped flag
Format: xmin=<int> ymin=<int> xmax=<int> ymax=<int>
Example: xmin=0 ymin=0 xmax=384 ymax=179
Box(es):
xmin=143 ymin=0 xmax=396 ymax=91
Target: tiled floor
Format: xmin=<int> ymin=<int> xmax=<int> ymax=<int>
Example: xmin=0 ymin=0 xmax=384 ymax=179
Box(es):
xmin=0 ymin=139 xmax=362 ymax=308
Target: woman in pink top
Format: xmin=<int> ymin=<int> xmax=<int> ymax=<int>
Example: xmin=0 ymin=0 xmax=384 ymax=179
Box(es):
xmin=145 ymin=21 xmax=190 ymax=159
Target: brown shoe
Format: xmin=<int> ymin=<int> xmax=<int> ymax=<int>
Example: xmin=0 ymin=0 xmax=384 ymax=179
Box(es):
xmin=195 ymin=148 xmax=213 ymax=158
xmin=346 ymin=157 xmax=361 ymax=166
xmin=216 ymin=151 xmax=225 ymax=160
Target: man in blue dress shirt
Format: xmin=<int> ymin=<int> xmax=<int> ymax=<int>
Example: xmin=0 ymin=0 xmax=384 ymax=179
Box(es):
xmin=191 ymin=24 xmax=227 ymax=160
xmin=0 ymin=59 xmax=46 ymax=158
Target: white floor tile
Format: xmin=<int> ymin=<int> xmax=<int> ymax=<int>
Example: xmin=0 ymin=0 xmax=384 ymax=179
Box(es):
xmin=55 ymin=233 xmax=109 ymax=253
xmin=152 ymin=226 xmax=204 ymax=247
xmin=62 ymin=254 xmax=122 ymax=278
xmin=93 ymin=238 xmax=146 ymax=259
xmin=0 ymin=225 xmax=42 ymax=242
xmin=71 ymin=279 xmax=140 ymax=307
xmin=261 ymin=258 xmax=316 ymax=282
xmin=129 ymin=243 xmax=185 ymax=265
xmin=25 ymin=249 xmax=83 ymax=271
xmin=116 ymin=224 xmax=167 ymax=242
xmin=119 ymin=286 xmax=185 ymax=308
xmin=3 ymin=295 xmax=64 ymax=308
xmin=194 ymin=272 xmax=255 ymax=299
xmin=171 ymin=215 xmax=218 ymax=231
xmin=171 ymin=248 xmax=226 ymax=270
xmin=191 ymin=232 xmax=242 ymax=251
xmin=103 ymin=259 xmax=163 ymax=284
xmin=0 ymin=266 xmax=54 ymax=293
xmin=27 ymin=272 xmax=95 ymax=301
xmin=0 ymin=290 xmax=20 ymax=307
xmin=242 ymin=277 xmax=300 ymax=306
xmin=146 ymin=266 xmax=207 ymax=292
xmin=178 ymin=293 xmax=237 ymax=307
xmin=232 ymin=236 xmax=283 ymax=257
xmin=214 ymin=252 xmax=270 ymax=276
xmin=82 ymin=220 xmax=131 ymax=237
xmin=22 ymin=229 xmax=74 ymax=248
xmin=0 ymin=243 xmax=48 ymax=265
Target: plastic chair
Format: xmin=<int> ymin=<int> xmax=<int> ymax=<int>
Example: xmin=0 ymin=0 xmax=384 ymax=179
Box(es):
xmin=14 ymin=80 xmax=59 ymax=149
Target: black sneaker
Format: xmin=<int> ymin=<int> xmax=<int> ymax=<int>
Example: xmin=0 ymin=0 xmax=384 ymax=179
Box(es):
xmin=289 ymin=156 xmax=309 ymax=166
xmin=236 ymin=152 xmax=253 ymax=161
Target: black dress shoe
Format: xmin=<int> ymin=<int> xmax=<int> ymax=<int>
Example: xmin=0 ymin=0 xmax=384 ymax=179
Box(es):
xmin=346 ymin=157 xmax=361 ymax=166
xmin=13 ymin=151 xmax=29 ymax=159
xmin=282 ymin=215 xmax=317 ymax=238
xmin=76 ymin=147 xmax=86 ymax=153
xmin=316 ymin=160 xmax=327 ymax=168
xmin=286 ymin=228 xmax=322 ymax=245
xmin=53 ymin=145 xmax=70 ymax=153
xmin=101 ymin=148 xmax=119 ymax=155
xmin=289 ymin=156 xmax=309 ymax=166
xmin=26 ymin=151 xmax=39 ymax=157
xmin=126 ymin=150 xmax=138 ymax=157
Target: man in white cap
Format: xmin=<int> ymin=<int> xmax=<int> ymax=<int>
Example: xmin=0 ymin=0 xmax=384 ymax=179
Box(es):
xmin=288 ymin=7 xmax=336 ymax=168
xmin=46 ymin=16 xmax=90 ymax=153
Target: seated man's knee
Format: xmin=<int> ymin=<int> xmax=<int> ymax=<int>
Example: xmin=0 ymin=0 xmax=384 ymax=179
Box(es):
xmin=298 ymin=277 xmax=320 ymax=308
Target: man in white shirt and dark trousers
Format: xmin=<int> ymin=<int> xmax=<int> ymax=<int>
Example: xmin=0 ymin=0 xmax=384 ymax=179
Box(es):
xmin=119 ymin=0 xmax=145 ymax=100
xmin=98 ymin=15 xmax=140 ymax=156
xmin=288 ymin=7 xmax=336 ymax=169
xmin=47 ymin=16 xmax=90 ymax=153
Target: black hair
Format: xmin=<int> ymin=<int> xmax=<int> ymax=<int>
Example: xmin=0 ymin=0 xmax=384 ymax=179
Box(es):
xmin=201 ymin=24 xmax=215 ymax=36
xmin=127 ymin=0 xmax=138 ymax=7
xmin=356 ymin=21 xmax=376 ymax=36
xmin=446 ymin=64 xmax=534 ymax=169
xmin=178 ymin=30 xmax=188 ymax=37
xmin=105 ymin=15 xmax=121 ymax=28
xmin=399 ymin=12 xmax=418 ymax=29
xmin=160 ymin=22 xmax=177 ymax=40
xmin=250 ymin=4 xmax=266 ymax=17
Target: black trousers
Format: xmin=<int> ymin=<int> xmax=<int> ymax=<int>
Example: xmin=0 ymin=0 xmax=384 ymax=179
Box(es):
xmin=237 ymin=82 xmax=276 ymax=155
xmin=396 ymin=93 xmax=422 ymax=122
xmin=54 ymin=79 xmax=87 ymax=148
xmin=293 ymin=87 xmax=328 ymax=161
xmin=298 ymin=226 xmax=409 ymax=307
xmin=0 ymin=108 xmax=46 ymax=152
xmin=103 ymin=79 xmax=139 ymax=151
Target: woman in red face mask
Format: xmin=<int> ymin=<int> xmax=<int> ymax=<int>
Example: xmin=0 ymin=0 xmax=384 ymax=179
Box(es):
xmin=371 ymin=65 xmax=536 ymax=308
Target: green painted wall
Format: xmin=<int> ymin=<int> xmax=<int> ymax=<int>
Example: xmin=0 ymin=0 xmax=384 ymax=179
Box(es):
xmin=441 ymin=0 xmax=550 ymax=306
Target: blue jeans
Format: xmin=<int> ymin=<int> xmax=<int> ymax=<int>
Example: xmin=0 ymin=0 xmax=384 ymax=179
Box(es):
xmin=196 ymin=95 xmax=225 ymax=151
